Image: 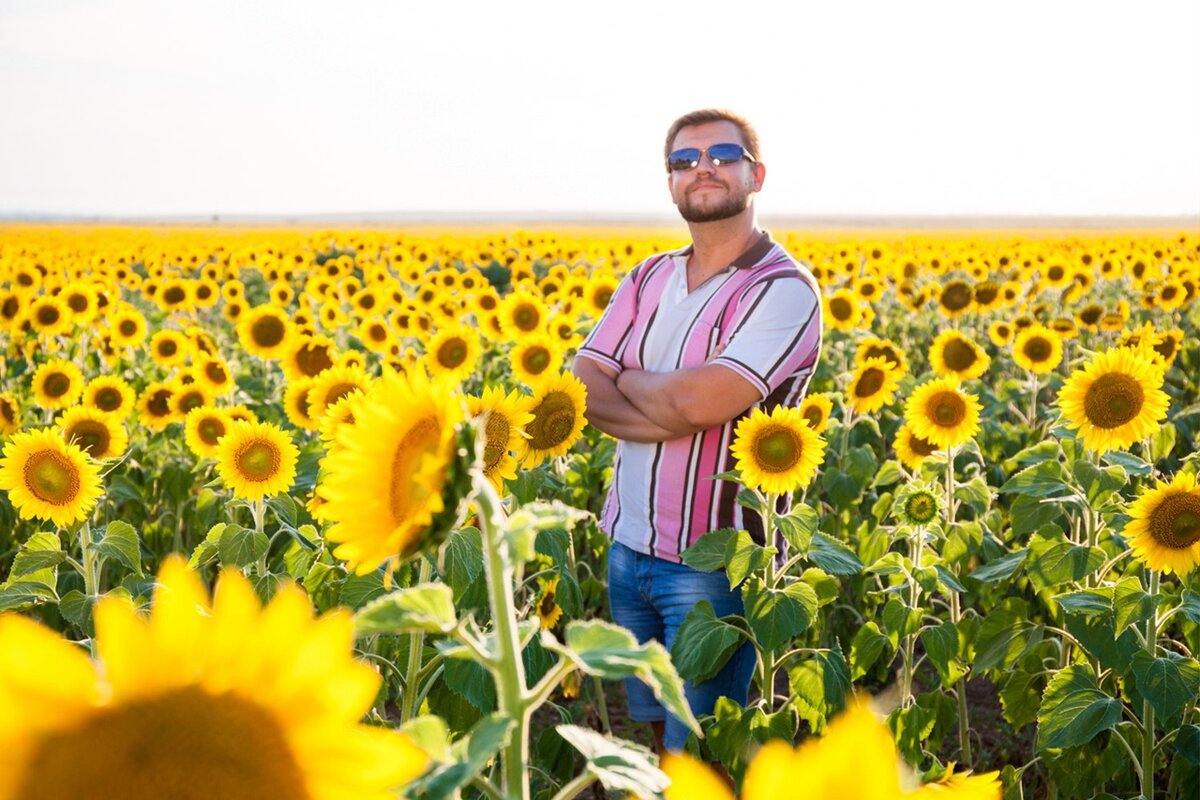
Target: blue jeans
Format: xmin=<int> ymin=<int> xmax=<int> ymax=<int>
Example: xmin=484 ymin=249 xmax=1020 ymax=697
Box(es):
xmin=606 ymin=539 xmax=757 ymax=751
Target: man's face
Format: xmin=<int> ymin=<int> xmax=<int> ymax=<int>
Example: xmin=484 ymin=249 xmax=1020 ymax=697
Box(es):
xmin=667 ymin=120 xmax=765 ymax=224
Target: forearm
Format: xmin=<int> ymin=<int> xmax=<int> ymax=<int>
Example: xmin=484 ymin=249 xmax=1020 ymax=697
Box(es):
xmin=618 ymin=364 xmax=762 ymax=432
xmin=572 ymin=358 xmax=686 ymax=443
xmin=617 ymin=369 xmax=705 ymax=435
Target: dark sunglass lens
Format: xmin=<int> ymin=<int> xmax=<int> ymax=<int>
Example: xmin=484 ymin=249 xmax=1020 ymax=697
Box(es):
xmin=707 ymin=143 xmax=745 ymax=165
xmin=668 ymin=148 xmax=701 ymax=171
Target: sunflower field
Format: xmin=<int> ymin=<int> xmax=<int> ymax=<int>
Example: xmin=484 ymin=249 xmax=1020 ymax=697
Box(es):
xmin=0 ymin=224 xmax=1197 ymax=800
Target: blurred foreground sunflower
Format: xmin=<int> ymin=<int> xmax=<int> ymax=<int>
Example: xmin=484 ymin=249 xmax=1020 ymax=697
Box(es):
xmin=0 ymin=559 xmax=428 ymax=800
xmin=663 ymin=699 xmax=998 ymax=800
xmin=1124 ymin=471 xmax=1200 ymax=575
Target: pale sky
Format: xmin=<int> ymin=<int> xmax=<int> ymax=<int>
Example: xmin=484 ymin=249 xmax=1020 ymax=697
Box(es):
xmin=1 ymin=0 xmax=1198 ymax=219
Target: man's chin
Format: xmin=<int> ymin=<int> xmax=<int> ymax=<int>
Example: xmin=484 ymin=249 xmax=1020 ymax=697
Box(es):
xmin=678 ymin=201 xmax=749 ymax=224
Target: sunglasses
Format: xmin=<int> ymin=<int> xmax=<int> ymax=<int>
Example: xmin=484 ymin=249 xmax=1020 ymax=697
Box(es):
xmin=667 ymin=143 xmax=757 ymax=172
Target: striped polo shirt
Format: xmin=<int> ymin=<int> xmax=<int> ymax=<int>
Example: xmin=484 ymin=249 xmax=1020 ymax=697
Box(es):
xmin=576 ymin=231 xmax=823 ymax=563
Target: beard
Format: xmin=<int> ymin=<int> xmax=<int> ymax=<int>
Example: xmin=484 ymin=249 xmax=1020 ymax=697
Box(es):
xmin=676 ymin=181 xmax=752 ymax=223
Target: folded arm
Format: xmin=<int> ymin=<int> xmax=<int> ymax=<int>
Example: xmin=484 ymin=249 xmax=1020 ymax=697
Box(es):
xmin=617 ymin=363 xmax=762 ymax=433
xmin=572 ymin=356 xmax=693 ymax=443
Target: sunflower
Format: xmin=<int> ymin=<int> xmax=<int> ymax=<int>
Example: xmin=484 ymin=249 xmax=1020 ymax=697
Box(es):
xmin=422 ymin=324 xmax=481 ymax=384
xmin=937 ymin=279 xmax=975 ymax=318
xmin=82 ymin=376 xmax=136 ymax=418
xmin=318 ymin=393 xmax=365 ymax=452
xmin=1011 ymin=324 xmax=1063 ymax=374
xmin=894 ymin=482 xmax=941 ymax=527
xmin=585 ymin=274 xmax=619 ymax=316
xmin=467 ymin=385 xmax=536 ymax=490
xmin=149 ymin=330 xmax=192 ymax=369
xmin=137 ymin=382 xmax=177 ymax=432
xmin=1123 ymin=471 xmax=1200 ymax=575
xmin=730 ymin=405 xmax=827 ymax=495
xmin=847 ymin=357 xmax=902 ymax=415
xmin=226 ymin=404 xmax=258 ymax=425
xmin=306 ymin=364 xmax=372 ymax=422
xmin=534 ymin=576 xmax=564 ymax=630
xmin=316 ymin=370 xmax=467 ymax=574
xmin=214 ymin=420 xmax=298 ymax=502
xmin=238 ymin=304 xmax=295 ymax=361
xmin=282 ymin=334 xmax=338 ymax=381
xmin=169 ymin=382 xmax=212 ymax=419
xmin=0 ymin=427 xmax=103 ymax=526
xmin=106 ymin=306 xmax=147 ymax=348
xmin=184 ymin=406 xmax=233 ymax=459
xmin=662 ymin=698 xmax=999 ymax=800
xmin=156 ymin=277 xmax=193 ymax=313
xmin=855 ymin=336 xmax=909 ymax=376
xmin=32 ymin=358 xmax=85 ymax=410
xmin=894 ymin=423 xmax=940 ymax=471
xmin=357 ymin=317 xmax=393 ymax=354
xmin=823 ymin=289 xmax=861 ymax=332
xmin=929 ymin=330 xmax=990 ymax=381
xmin=497 ymin=290 xmax=550 ymax=340
xmin=986 ymin=321 xmax=1014 ymax=347
xmin=1057 ymin=347 xmax=1170 ymax=454
xmin=283 ymin=377 xmax=320 ymax=431
xmin=521 ymin=372 xmax=588 ymax=468
xmin=510 ymin=334 xmax=564 ymax=387
xmin=798 ymin=393 xmax=834 ymax=434
xmin=186 ymin=357 xmax=230 ymax=398
xmin=28 ymin=294 xmax=73 ymax=337
xmin=0 ymin=559 xmax=428 ymax=800
xmin=58 ymin=406 xmax=128 ymax=461
xmin=904 ymin=378 xmax=982 ymax=451
xmin=0 ymin=392 xmax=19 ymax=434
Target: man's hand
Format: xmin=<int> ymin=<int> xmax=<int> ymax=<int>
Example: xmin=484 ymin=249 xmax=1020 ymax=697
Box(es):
xmin=572 ymin=357 xmax=692 ymax=442
xmin=617 ymin=364 xmax=762 ymax=434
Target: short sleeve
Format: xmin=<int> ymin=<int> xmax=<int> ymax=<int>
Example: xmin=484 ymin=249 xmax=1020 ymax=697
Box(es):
xmin=710 ymin=277 xmax=822 ymax=400
xmin=575 ymin=266 xmax=642 ymax=373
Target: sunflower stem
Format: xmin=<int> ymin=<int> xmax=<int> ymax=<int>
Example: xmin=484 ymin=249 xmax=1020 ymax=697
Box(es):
xmin=249 ymin=499 xmax=268 ymax=576
xmin=1140 ymin=569 xmax=1161 ymax=800
xmin=950 ymin=589 xmax=972 ymax=766
xmin=77 ymin=522 xmax=100 ymax=656
xmin=400 ymin=557 xmax=433 ymax=722
xmin=900 ymin=526 xmax=923 ymax=709
xmin=476 ymin=476 xmax=531 ymax=800
xmin=1027 ymin=370 xmax=1039 ymax=426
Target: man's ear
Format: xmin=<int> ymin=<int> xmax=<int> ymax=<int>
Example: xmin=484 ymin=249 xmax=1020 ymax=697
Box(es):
xmin=752 ymin=162 xmax=766 ymax=192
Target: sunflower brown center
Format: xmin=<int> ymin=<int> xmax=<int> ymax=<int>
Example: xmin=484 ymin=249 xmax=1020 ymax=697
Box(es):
xmin=1147 ymin=493 xmax=1200 ymax=550
xmin=942 ymin=339 xmax=978 ymax=372
xmin=1079 ymin=305 xmax=1103 ymax=325
xmin=829 ymin=297 xmax=854 ymax=321
xmin=66 ymin=293 xmax=89 ymax=312
xmin=521 ymin=347 xmax=551 ymax=375
xmin=295 ymin=343 xmax=334 ymax=377
xmin=66 ymin=420 xmax=111 ymax=458
xmin=592 ymin=288 xmax=614 ymax=309
xmin=43 ymin=373 xmax=72 ymax=398
xmin=198 ymin=417 xmax=227 ymax=446
xmin=37 ymin=305 xmax=61 ymax=326
xmin=864 ymin=345 xmax=899 ymax=365
xmin=482 ymin=411 xmax=510 ymax=471
xmin=909 ymin=433 xmax=939 ymax=457
xmin=119 ymin=319 xmax=138 ymax=336
xmin=512 ymin=303 xmax=541 ymax=332
xmin=236 ymin=440 xmax=281 ymax=483
xmin=754 ymin=426 xmax=802 ymax=472
xmin=389 ymin=418 xmax=440 ymax=522
xmin=205 ymin=362 xmax=229 ymax=384
xmin=940 ymin=282 xmax=972 ymax=311
xmin=802 ymin=406 xmax=824 ymax=429
xmin=1023 ymin=336 xmax=1053 ymax=362
xmin=158 ymin=340 xmax=178 ymax=357
xmin=323 ymin=383 xmax=359 ymax=409
xmin=1 ymin=398 xmax=15 ymax=424
xmin=12 ymin=686 xmax=307 ymax=800
xmin=1083 ymin=372 xmax=1144 ymax=429
xmin=147 ymin=389 xmax=173 ymax=417
xmin=927 ymin=391 xmax=966 ymax=427
xmin=95 ymin=388 xmax=123 ymax=412
xmin=177 ymin=391 xmax=206 ymax=414
xmin=437 ymin=338 xmax=468 ymax=368
xmin=23 ymin=449 xmax=81 ymax=505
xmin=251 ymin=315 xmax=286 ymax=348
xmin=527 ymin=391 xmax=576 ymax=451
xmin=163 ymin=286 xmax=186 ymax=304
xmin=854 ymin=367 xmax=886 ymax=398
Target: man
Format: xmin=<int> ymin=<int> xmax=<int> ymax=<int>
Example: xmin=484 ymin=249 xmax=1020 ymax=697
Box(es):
xmin=572 ymin=109 xmax=823 ymax=753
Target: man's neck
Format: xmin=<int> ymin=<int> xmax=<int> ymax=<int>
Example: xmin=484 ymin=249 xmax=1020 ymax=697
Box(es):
xmin=685 ymin=211 xmax=761 ymax=289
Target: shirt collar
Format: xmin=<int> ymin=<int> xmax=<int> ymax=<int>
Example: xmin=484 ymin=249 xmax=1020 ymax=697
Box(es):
xmin=675 ymin=230 xmax=775 ymax=270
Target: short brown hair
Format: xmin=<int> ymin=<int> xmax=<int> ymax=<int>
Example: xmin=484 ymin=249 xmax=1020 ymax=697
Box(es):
xmin=663 ymin=109 xmax=761 ymax=172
